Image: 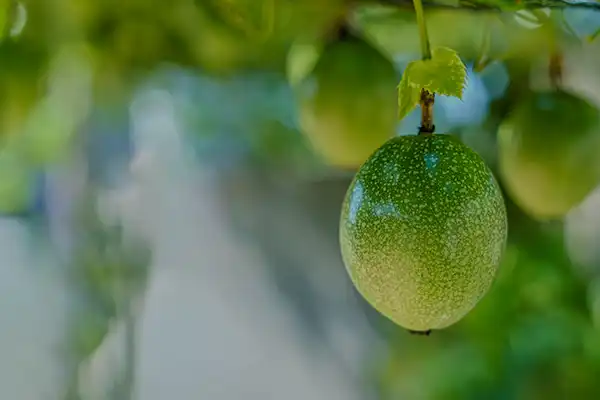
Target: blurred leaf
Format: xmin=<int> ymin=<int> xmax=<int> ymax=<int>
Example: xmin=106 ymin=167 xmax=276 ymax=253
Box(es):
xmin=72 ymin=311 xmax=111 ymax=360
xmin=18 ymin=98 xmax=77 ymax=165
xmin=286 ymin=37 xmax=323 ymax=87
xmin=588 ymin=27 xmax=600 ymax=42
xmin=508 ymin=311 xmax=584 ymax=369
xmin=0 ymin=150 xmax=33 ymax=214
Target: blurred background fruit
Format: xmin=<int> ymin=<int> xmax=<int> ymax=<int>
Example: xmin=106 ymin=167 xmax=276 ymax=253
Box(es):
xmin=497 ymin=89 xmax=600 ymax=219
xmin=295 ymin=30 xmax=398 ymax=169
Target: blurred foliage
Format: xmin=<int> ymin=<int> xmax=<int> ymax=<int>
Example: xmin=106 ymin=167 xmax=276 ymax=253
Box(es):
xmin=69 ymin=186 xmax=150 ymax=351
xmin=60 ymin=185 xmax=151 ymax=399
xmin=0 ymin=0 xmax=599 ymax=399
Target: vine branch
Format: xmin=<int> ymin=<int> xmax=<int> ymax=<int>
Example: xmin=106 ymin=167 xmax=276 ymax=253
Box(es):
xmin=377 ymin=0 xmax=600 ymax=11
xmin=413 ymin=0 xmax=432 ymax=60
xmin=546 ymin=11 xmax=564 ymax=87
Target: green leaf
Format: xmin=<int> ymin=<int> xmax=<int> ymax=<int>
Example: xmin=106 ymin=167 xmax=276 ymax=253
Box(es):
xmin=397 ymin=63 xmax=421 ymax=122
xmin=588 ymin=27 xmax=600 ymax=43
xmin=412 ymin=47 xmax=468 ymax=97
xmin=72 ymin=312 xmax=111 ymax=360
xmin=397 ymin=47 xmax=467 ymax=121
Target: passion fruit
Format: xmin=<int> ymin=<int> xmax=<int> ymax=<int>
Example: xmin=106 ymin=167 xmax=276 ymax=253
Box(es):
xmin=340 ymin=134 xmax=507 ymax=332
xmin=296 ymin=32 xmax=398 ymax=169
xmin=497 ymin=89 xmax=600 ymax=219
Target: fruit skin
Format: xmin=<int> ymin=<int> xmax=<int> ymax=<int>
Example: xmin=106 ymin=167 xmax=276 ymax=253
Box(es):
xmin=498 ymin=89 xmax=600 ymax=219
xmin=296 ymin=34 xmax=398 ymax=169
xmin=340 ymin=134 xmax=507 ymax=332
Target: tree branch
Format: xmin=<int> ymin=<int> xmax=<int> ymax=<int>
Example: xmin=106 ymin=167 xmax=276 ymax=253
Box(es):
xmin=378 ymin=0 xmax=600 ymax=11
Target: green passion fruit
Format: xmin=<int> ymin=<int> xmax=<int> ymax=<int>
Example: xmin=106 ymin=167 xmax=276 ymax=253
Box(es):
xmin=340 ymin=134 xmax=507 ymax=332
xmin=296 ymin=33 xmax=398 ymax=169
xmin=498 ymin=89 xmax=600 ymax=219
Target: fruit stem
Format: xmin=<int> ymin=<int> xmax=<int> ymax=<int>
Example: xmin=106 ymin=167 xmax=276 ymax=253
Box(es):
xmin=413 ymin=0 xmax=432 ymax=61
xmin=328 ymin=6 xmax=354 ymax=43
xmin=336 ymin=23 xmax=352 ymax=41
xmin=549 ymin=51 xmax=563 ymax=88
xmin=419 ymin=89 xmax=435 ymax=134
xmin=541 ymin=10 xmax=563 ymax=88
xmin=408 ymin=329 xmax=432 ymax=336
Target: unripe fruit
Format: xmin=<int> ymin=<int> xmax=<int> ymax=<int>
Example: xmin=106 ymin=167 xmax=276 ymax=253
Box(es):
xmin=296 ymin=34 xmax=398 ymax=169
xmin=340 ymin=134 xmax=507 ymax=332
xmin=498 ymin=89 xmax=600 ymax=219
